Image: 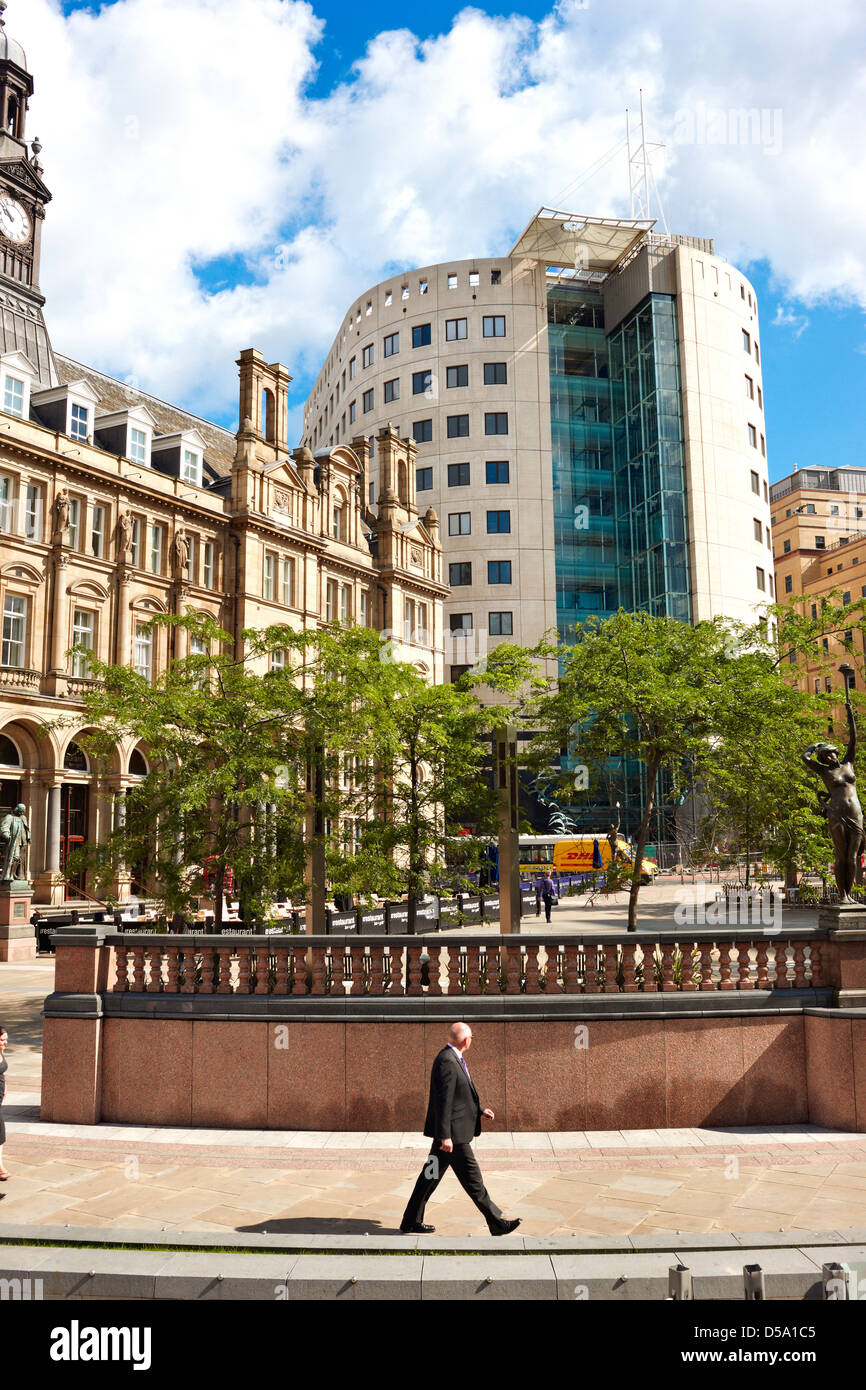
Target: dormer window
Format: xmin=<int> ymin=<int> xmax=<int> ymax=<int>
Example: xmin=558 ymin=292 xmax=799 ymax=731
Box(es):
xmin=0 ymin=352 xmax=36 ymax=421
xmin=3 ymin=375 xmax=23 ymax=416
xmin=181 ymin=449 xmax=202 ymax=486
xmin=130 ymin=428 xmax=147 ymax=464
xmin=70 ymin=403 xmax=89 ymax=440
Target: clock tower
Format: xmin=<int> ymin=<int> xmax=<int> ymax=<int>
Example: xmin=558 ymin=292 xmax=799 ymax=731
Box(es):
xmin=0 ymin=0 xmax=56 ymax=387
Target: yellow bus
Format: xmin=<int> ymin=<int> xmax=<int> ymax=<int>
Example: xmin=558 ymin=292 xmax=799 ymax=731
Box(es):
xmin=518 ymin=834 xmax=658 ymax=883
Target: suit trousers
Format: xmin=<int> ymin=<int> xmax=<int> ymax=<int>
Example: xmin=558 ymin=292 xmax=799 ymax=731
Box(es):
xmin=401 ymin=1142 xmax=504 ymax=1232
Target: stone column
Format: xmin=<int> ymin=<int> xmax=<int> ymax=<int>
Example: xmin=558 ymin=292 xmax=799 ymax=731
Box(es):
xmin=50 ymin=550 xmax=69 ymax=677
xmin=34 ymin=779 xmax=63 ymax=906
xmin=116 ymin=565 xmax=131 ymax=667
xmin=111 ymin=782 xmax=132 ymax=902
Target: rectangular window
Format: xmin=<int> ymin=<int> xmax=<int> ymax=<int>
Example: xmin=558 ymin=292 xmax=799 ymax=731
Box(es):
xmin=447 ymin=414 xmax=469 ymax=438
xmin=750 ymin=470 xmax=760 ymax=495
xmin=68 ymin=496 xmax=80 ymax=549
xmin=348 ymin=357 xmax=357 ymax=379
xmin=486 ymin=460 xmax=509 ymax=484
xmin=753 ymin=518 xmax=762 ymax=542
xmin=383 ymin=332 xmax=399 ymax=357
xmin=748 ymin=424 xmax=757 ymax=448
xmin=412 ymin=370 xmax=431 ymax=396
xmin=203 ymin=541 xmax=214 ymax=588
xmin=445 ymin=318 xmax=467 ymax=341
xmin=91 ymin=504 xmax=105 ymax=558
xmin=783 ymin=538 xmax=791 ymax=554
xmin=1 ymin=593 xmax=25 ymax=667
xmin=416 ymin=467 xmax=433 ymax=492
xmin=468 ymin=271 xmax=479 ymax=287
xmin=447 ymin=462 xmax=470 ymax=487
xmin=326 ymin=579 xmax=336 ymax=622
xmin=761 ymin=434 xmax=766 ymax=457
xmin=742 ymin=329 xmax=751 ymax=352
xmin=413 ymin=419 xmax=432 ymax=443
xmin=3 ymin=376 xmax=23 ymax=416
xmin=483 ymin=315 xmax=506 ymax=338
xmin=270 ymin=648 xmax=285 ymax=673
xmin=419 ymin=279 xmax=428 ymax=295
xmin=487 ymin=510 xmax=511 ymax=533
xmin=341 ymin=585 xmax=350 ymax=624
xmin=359 ymin=590 xmax=368 ymax=626
xmin=281 ymin=557 xmax=295 ymax=607
xmin=490 ymin=269 xmax=501 ymax=285
xmin=483 ymin=362 xmax=507 ymax=385
xmin=181 ymin=449 xmax=201 ymax=485
xmin=349 ymin=400 xmax=356 ymax=424
xmin=362 ymin=344 xmax=374 ymax=368
xmin=134 ymin=622 xmax=153 ymax=682
xmin=448 ymin=511 xmax=471 ymax=536
xmin=756 ymin=567 xmax=765 ymax=591
xmin=412 ymin=323 xmax=431 ymax=348
xmin=745 ymin=375 xmax=754 ymax=399
xmin=815 ymin=536 xmax=826 ymax=549
xmin=264 ymin=551 xmax=275 ymax=600
xmin=70 ymin=403 xmax=89 ymax=440
xmin=488 ymin=610 xmax=513 ymax=636
xmin=384 ymin=378 xmax=399 ymax=403
xmin=488 ymin=560 xmax=512 ymax=584
xmin=446 ymin=364 xmax=469 ymax=388
xmin=363 ymin=388 xmax=374 ymax=413
xmin=129 ymin=428 xmax=147 ymax=465
xmin=369 ymin=482 xmax=375 ymax=505
xmin=754 ymin=341 xmax=760 ymax=365
xmin=0 ymin=474 xmax=11 ymax=531
xmin=24 ymin=483 xmax=41 ymax=540
xmin=149 ymin=524 xmax=163 ymax=574
xmin=844 ymin=590 xmax=852 ymax=604
xmin=449 ymin=562 xmax=472 ymax=586
xmin=450 ymin=665 xmax=472 ymax=682
xmin=485 ymin=412 xmax=508 ymax=435
xmin=130 ymin=516 xmax=141 ymax=567
xmin=447 ymin=274 xmax=458 ymax=289
xmin=757 ymin=385 xmax=763 ymax=409
xmin=450 ymin=612 xmax=473 ymax=632
xmin=71 ymin=609 xmax=94 ymax=679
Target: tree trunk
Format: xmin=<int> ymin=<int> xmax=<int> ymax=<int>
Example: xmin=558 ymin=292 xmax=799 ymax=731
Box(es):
xmin=628 ymin=760 xmax=659 ymax=931
xmin=214 ymin=863 xmax=224 ymax=932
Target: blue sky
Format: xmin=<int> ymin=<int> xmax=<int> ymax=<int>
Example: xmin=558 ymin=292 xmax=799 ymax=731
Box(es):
xmin=32 ymin=0 xmax=866 ymax=479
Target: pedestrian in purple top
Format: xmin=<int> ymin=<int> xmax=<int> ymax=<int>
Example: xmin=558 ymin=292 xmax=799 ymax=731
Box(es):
xmin=540 ymin=873 xmax=556 ymax=922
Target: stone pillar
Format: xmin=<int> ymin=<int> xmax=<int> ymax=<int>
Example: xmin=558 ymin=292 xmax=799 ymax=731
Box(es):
xmin=34 ymin=779 xmax=63 ymax=906
xmin=111 ymin=783 xmax=132 ymax=902
xmin=818 ymin=905 xmax=866 ymax=1007
xmin=116 ymin=566 xmax=130 ymax=667
xmin=304 ymin=757 xmax=326 ymax=934
xmin=50 ymin=550 xmax=69 ymax=677
xmin=496 ymin=724 xmax=521 ymax=935
xmin=41 ymin=925 xmax=109 ymax=1124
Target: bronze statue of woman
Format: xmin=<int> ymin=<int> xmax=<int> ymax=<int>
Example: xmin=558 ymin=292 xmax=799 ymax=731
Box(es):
xmin=801 ymin=664 xmax=864 ymax=902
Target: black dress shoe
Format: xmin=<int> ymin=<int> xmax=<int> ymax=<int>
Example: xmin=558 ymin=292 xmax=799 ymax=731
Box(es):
xmin=491 ymin=1218 xmax=521 ymax=1236
xmin=400 ymin=1222 xmax=435 ymax=1234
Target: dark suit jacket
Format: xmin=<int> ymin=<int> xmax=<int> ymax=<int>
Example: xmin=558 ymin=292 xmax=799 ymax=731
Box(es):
xmin=423 ymin=1046 xmax=482 ymax=1144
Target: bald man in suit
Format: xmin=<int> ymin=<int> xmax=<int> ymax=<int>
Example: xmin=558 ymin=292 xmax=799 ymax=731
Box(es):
xmin=400 ymin=1022 xmax=521 ymax=1236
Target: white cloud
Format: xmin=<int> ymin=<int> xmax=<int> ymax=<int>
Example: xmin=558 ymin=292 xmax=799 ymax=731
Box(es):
xmin=772 ymin=304 xmax=809 ymax=338
xmin=13 ymin=0 xmax=866 ymax=433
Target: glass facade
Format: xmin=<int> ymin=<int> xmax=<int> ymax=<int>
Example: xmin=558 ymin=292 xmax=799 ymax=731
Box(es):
xmin=609 ymin=294 xmax=690 ymax=620
xmin=545 ymin=284 xmax=690 ymax=838
xmin=547 ymin=286 xmax=616 ymax=643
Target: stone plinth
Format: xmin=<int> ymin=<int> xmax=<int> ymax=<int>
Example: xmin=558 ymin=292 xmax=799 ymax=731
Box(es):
xmin=0 ymin=879 xmax=35 ymax=961
xmin=818 ymin=905 xmax=866 ymax=1008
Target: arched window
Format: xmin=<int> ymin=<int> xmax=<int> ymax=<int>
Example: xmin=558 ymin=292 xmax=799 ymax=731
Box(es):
xmin=0 ymin=733 xmax=21 ymax=766
xmin=64 ymin=741 xmax=89 ymax=773
xmin=7 ymin=97 xmax=18 ymax=136
xmin=129 ymin=748 xmax=148 ymax=777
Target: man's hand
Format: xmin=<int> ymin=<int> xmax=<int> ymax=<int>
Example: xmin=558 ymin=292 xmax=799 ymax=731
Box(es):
xmin=482 ymin=1108 xmax=494 ymax=1120
xmin=439 ymin=1138 xmax=453 ymax=1153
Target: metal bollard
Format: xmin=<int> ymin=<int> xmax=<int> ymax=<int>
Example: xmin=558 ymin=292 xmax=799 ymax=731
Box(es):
xmin=822 ymin=1262 xmax=851 ymax=1300
xmin=667 ymin=1264 xmax=693 ymax=1300
xmin=743 ymin=1264 xmax=765 ymax=1300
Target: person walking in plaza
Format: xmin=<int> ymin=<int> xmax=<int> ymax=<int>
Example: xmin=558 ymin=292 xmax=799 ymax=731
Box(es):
xmin=399 ymin=1022 xmax=520 ymax=1236
xmin=0 ymin=1026 xmax=9 ymax=1193
xmin=539 ymin=871 xmax=557 ymax=923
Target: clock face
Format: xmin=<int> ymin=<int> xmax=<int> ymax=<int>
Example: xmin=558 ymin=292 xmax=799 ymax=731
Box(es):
xmin=0 ymin=195 xmax=30 ymax=245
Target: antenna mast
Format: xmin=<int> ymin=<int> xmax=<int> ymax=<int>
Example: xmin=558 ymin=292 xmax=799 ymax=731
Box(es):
xmin=626 ymin=89 xmax=669 ymax=234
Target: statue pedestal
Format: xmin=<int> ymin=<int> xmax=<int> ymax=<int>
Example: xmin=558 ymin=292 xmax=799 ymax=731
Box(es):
xmin=0 ymin=880 xmax=36 ymax=961
xmin=818 ymin=904 xmax=866 ymax=1008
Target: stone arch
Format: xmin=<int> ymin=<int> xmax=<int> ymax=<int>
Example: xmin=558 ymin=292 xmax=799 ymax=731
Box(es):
xmin=0 ymin=714 xmax=59 ymax=771
xmin=61 ymin=728 xmax=122 ymax=777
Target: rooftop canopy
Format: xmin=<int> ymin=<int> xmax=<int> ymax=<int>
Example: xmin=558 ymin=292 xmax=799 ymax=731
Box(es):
xmin=508 ymin=208 xmax=655 ymax=277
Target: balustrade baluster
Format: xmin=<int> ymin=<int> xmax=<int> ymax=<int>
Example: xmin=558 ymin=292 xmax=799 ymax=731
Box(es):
xmin=114 ymin=943 xmax=128 ymax=993
xmin=718 ymin=942 xmax=735 ymax=990
xmin=131 ymin=946 xmax=145 ymax=993
xmin=792 ymin=941 xmax=807 ymax=988
xmin=809 ymin=942 xmax=822 ymax=986
xmin=199 ymin=948 xmax=215 ymax=994
xmin=292 ymin=945 xmax=310 ymax=995
xmin=681 ymin=943 xmax=699 ymax=992
xmin=426 ymin=945 xmax=443 ymax=996
xmin=524 ymin=943 xmax=542 ymax=994
xmin=755 ymin=938 xmax=770 ymax=990
xmin=622 ymin=942 xmax=639 ymax=993
xmin=599 ymin=943 xmax=617 ymax=995
xmin=659 ymin=943 xmax=675 ymax=991
xmin=166 ymin=945 xmax=181 ymax=993
xmin=236 ymin=947 xmax=253 ymax=995
xmin=345 ymin=943 xmax=363 ymax=996
xmin=309 ymin=946 xmax=328 ymax=995
xmin=254 ymin=945 xmax=271 ymax=994
xmin=273 ymin=947 xmax=290 ymax=995
xmin=405 ymin=943 xmax=423 ymax=996
xmin=737 ymin=943 xmax=755 ymax=991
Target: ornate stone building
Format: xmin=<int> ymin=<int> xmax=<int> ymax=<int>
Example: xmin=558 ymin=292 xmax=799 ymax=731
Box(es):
xmin=0 ymin=9 xmax=446 ymax=904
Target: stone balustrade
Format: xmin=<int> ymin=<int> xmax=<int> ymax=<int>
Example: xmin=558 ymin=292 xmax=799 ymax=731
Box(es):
xmin=0 ymin=665 xmax=40 ymax=691
xmin=106 ymin=929 xmax=824 ymax=997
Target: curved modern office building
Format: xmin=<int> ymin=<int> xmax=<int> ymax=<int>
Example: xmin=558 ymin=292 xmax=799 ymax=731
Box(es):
xmin=304 ymin=210 xmax=773 ymax=688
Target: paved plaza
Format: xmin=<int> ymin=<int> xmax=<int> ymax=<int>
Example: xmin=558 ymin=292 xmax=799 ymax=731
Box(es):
xmin=2 ymin=941 xmax=865 ymax=1243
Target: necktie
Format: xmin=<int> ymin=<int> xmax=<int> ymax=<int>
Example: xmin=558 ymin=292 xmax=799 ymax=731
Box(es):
xmin=459 ymin=1054 xmax=472 ymax=1084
